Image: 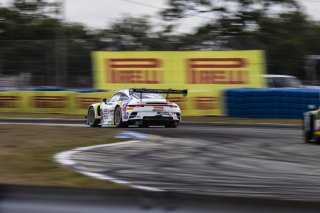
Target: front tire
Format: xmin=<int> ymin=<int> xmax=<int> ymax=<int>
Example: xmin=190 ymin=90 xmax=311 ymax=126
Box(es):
xmin=87 ymin=107 xmax=101 ymax=127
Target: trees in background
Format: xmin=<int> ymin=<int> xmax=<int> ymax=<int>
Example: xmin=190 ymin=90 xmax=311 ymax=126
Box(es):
xmin=1 ymin=0 xmax=320 ymax=86
xmin=160 ymin=0 xmax=320 ymax=79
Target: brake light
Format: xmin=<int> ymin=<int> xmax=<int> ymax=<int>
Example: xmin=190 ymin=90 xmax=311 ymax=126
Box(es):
xmin=128 ymin=104 xmax=177 ymax=107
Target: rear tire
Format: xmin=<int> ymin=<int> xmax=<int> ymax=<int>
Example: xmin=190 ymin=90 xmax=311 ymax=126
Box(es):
xmin=165 ymin=121 xmax=179 ymax=128
xmin=87 ymin=107 xmax=101 ymax=127
xmin=138 ymin=123 xmax=149 ymax=128
xmin=303 ymin=121 xmax=312 ymax=143
xmin=114 ymin=106 xmax=128 ymax=128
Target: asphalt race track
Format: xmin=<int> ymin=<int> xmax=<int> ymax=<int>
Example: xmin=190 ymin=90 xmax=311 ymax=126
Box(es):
xmin=59 ymin=123 xmax=320 ymax=202
xmin=3 ymin=118 xmax=320 ymax=201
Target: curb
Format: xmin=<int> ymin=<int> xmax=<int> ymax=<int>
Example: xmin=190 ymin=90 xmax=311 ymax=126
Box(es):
xmin=54 ymin=140 xmax=164 ymax=192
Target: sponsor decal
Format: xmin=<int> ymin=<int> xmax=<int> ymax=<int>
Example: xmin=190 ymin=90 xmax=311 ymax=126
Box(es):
xmin=32 ymin=96 xmax=67 ymax=108
xmin=0 ymin=96 xmax=20 ymax=108
xmin=186 ymin=58 xmax=249 ymax=84
xmin=193 ymin=96 xmax=219 ymax=110
xmin=77 ymin=97 xmax=101 ymax=109
xmin=106 ymin=58 xmax=163 ymax=84
xmin=103 ymin=109 xmax=108 ymax=120
xmin=153 ymin=106 xmax=164 ymax=112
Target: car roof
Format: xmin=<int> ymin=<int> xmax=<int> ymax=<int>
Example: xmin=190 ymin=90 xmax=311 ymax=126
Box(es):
xmin=116 ymin=89 xmax=166 ymax=99
xmin=117 ymin=89 xmax=130 ymax=96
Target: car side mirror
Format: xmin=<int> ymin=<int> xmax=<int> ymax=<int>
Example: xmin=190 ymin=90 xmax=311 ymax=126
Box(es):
xmin=102 ymin=98 xmax=107 ymax=103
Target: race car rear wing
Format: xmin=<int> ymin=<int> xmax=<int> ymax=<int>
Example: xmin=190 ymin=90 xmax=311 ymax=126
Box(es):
xmin=129 ymin=88 xmax=188 ymax=97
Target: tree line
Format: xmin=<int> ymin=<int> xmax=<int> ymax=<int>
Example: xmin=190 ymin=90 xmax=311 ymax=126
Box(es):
xmin=1 ymin=0 xmax=320 ymax=87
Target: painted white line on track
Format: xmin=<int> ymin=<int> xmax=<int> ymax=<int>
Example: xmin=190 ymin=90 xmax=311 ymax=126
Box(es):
xmin=54 ymin=140 xmax=164 ymax=192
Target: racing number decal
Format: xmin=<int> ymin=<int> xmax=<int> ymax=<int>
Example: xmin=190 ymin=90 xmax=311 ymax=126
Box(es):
xmin=103 ymin=109 xmax=108 ymax=120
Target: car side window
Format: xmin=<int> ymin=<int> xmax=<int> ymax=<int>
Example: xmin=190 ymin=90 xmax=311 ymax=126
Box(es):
xmin=119 ymin=93 xmax=129 ymax=101
xmin=109 ymin=93 xmax=121 ymax=102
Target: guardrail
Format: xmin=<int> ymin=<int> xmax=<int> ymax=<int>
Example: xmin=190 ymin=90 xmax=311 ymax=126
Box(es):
xmin=1 ymin=184 xmax=320 ymax=213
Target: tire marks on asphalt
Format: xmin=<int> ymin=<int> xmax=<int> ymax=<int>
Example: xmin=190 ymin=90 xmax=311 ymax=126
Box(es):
xmin=60 ymin=125 xmax=320 ymax=201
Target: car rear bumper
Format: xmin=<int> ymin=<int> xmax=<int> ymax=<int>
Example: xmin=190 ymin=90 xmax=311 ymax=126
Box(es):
xmin=127 ymin=115 xmax=178 ymax=126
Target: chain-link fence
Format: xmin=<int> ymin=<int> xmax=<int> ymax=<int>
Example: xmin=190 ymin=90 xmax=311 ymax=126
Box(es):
xmin=1 ymin=36 xmax=314 ymax=89
xmin=0 ymin=39 xmax=93 ymax=89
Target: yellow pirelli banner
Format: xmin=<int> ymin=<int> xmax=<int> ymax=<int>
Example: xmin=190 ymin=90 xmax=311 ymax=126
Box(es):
xmin=0 ymin=91 xmax=73 ymax=114
xmin=0 ymin=91 xmax=110 ymax=115
xmin=70 ymin=91 xmax=113 ymax=114
xmin=92 ymin=50 xmax=266 ymax=116
xmin=25 ymin=91 xmax=73 ymax=114
xmin=0 ymin=91 xmax=28 ymax=113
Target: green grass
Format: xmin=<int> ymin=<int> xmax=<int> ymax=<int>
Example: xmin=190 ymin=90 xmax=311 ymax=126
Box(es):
xmin=0 ymin=112 xmax=84 ymax=119
xmin=0 ymin=124 xmax=128 ymax=189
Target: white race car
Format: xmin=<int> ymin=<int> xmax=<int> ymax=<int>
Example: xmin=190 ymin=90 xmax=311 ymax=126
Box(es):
xmin=86 ymin=88 xmax=188 ymax=128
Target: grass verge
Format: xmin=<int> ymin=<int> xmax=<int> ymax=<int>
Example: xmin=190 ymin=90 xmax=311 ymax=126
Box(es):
xmin=0 ymin=112 xmax=83 ymax=119
xmin=0 ymin=124 xmax=127 ymax=189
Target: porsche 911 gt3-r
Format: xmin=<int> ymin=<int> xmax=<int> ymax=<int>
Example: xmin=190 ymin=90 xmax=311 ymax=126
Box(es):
xmin=86 ymin=88 xmax=187 ymax=128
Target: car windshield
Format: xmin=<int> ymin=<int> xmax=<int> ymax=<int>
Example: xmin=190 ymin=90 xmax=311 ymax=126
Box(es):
xmin=132 ymin=93 xmax=165 ymax=99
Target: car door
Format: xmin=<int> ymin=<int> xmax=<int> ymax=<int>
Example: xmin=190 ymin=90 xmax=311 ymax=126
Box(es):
xmin=104 ymin=93 xmax=121 ymax=125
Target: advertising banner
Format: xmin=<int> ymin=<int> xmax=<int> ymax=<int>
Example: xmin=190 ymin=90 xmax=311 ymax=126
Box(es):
xmin=0 ymin=51 xmax=266 ymax=116
xmin=0 ymin=91 xmax=27 ymax=113
xmin=92 ymin=50 xmax=266 ymax=115
xmin=71 ymin=92 xmax=113 ymax=114
xmin=0 ymin=91 xmax=112 ymax=115
xmin=26 ymin=91 xmax=73 ymax=114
